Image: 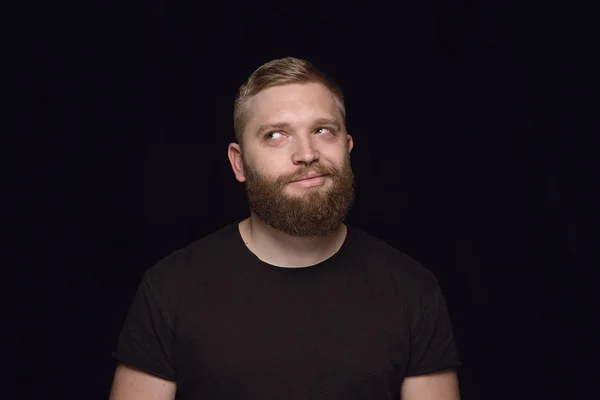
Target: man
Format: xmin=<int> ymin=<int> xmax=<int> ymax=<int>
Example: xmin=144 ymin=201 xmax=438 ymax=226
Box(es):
xmin=110 ymin=57 xmax=461 ymax=399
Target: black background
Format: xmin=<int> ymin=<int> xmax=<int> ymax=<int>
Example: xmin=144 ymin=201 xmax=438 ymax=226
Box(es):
xmin=12 ymin=0 xmax=599 ymax=398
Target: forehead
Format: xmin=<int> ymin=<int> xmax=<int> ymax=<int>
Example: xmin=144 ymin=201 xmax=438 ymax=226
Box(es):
xmin=245 ymin=83 xmax=341 ymax=131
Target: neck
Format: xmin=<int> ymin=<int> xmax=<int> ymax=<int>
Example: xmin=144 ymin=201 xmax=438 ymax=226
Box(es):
xmin=238 ymin=212 xmax=347 ymax=268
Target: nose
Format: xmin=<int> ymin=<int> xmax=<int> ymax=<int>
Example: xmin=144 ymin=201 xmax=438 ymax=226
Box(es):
xmin=291 ymin=135 xmax=320 ymax=165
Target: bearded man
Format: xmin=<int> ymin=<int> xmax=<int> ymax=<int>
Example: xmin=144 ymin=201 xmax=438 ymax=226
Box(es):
xmin=110 ymin=57 xmax=461 ymax=400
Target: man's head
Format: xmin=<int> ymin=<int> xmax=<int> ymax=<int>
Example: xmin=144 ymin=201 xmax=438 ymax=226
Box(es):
xmin=228 ymin=57 xmax=355 ymax=238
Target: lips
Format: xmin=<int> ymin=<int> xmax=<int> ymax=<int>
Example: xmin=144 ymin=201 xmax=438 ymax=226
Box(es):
xmin=291 ymin=173 xmax=328 ymax=182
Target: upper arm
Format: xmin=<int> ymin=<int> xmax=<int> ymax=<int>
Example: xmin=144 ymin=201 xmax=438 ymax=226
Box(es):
xmin=400 ymin=369 xmax=460 ymax=400
xmin=109 ymin=363 xmax=177 ymax=400
xmin=402 ymin=265 xmax=461 ymax=377
xmin=112 ymin=272 xmax=177 ymax=385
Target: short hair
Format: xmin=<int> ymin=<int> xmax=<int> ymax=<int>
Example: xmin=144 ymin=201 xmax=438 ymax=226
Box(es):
xmin=233 ymin=57 xmax=346 ymax=145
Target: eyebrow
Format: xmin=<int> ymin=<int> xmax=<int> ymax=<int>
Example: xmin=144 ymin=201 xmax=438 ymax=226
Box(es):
xmin=256 ymin=122 xmax=294 ymax=137
xmin=255 ymin=118 xmax=341 ymax=136
xmin=314 ymin=118 xmax=341 ymax=130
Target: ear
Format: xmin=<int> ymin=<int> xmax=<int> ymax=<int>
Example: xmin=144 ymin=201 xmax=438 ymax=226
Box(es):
xmin=228 ymin=142 xmax=246 ymax=182
xmin=347 ymin=134 xmax=354 ymax=153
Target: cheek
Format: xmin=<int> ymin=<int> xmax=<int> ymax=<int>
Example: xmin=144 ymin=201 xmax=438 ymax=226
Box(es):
xmin=322 ymin=147 xmax=349 ymax=167
xmin=250 ymin=156 xmax=293 ymax=180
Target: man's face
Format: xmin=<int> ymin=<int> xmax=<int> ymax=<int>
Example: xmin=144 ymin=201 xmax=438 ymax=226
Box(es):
xmin=234 ymin=82 xmax=355 ymax=237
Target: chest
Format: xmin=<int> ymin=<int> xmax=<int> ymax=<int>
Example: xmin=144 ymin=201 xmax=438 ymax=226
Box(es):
xmin=173 ymin=268 xmax=410 ymax=399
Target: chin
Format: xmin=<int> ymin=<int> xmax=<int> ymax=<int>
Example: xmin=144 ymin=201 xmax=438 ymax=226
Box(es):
xmin=285 ymin=185 xmax=328 ymax=197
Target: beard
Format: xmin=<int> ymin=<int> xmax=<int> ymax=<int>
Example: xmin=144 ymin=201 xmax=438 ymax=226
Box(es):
xmin=242 ymin=154 xmax=355 ymax=238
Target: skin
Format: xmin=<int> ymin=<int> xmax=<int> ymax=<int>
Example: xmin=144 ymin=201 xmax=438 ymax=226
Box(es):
xmin=109 ymin=364 xmax=176 ymax=400
xmin=228 ymin=82 xmax=354 ymax=268
xmin=401 ymin=369 xmax=460 ymax=400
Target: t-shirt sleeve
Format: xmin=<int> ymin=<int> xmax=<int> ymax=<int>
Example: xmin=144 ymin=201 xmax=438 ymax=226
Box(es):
xmin=405 ymin=272 xmax=461 ymax=377
xmin=112 ymin=272 xmax=176 ymax=381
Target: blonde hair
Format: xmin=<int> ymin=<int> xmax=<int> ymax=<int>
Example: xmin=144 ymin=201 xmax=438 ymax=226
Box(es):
xmin=233 ymin=57 xmax=346 ymax=144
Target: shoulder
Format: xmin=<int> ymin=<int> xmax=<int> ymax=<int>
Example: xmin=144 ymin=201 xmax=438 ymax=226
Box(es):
xmin=346 ymin=225 xmax=440 ymax=295
xmin=142 ymin=222 xmax=239 ymax=297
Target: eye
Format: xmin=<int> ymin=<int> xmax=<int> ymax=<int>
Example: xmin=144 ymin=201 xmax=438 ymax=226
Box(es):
xmin=315 ymin=127 xmax=334 ymax=135
xmin=265 ymin=131 xmax=285 ymax=140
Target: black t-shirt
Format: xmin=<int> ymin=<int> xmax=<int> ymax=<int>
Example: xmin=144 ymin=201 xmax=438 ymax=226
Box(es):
xmin=113 ymin=222 xmax=460 ymax=399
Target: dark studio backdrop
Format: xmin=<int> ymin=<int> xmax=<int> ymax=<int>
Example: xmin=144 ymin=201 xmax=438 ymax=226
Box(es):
xmin=18 ymin=0 xmax=598 ymax=399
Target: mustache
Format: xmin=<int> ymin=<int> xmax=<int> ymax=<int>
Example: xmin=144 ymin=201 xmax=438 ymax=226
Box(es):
xmin=284 ymin=165 xmax=337 ymax=184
